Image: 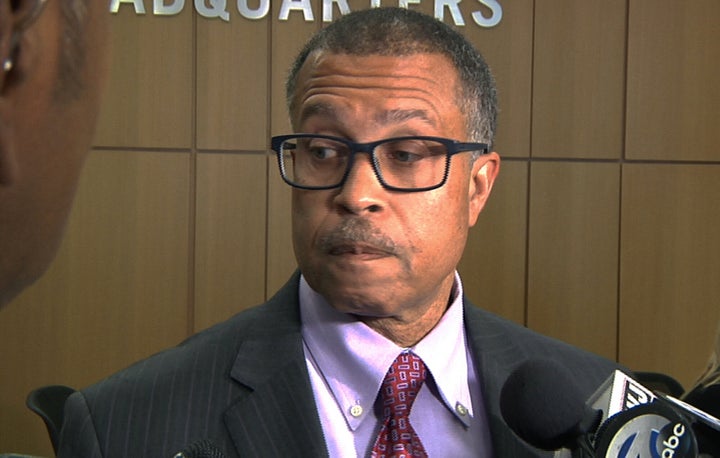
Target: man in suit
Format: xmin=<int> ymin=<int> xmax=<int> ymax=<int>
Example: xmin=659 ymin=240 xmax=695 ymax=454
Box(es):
xmin=58 ymin=8 xmax=621 ymax=457
xmin=0 ymin=0 xmax=109 ymax=309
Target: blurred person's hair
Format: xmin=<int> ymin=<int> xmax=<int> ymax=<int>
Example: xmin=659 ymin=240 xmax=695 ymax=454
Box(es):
xmin=57 ymin=0 xmax=89 ymax=101
xmin=691 ymin=324 xmax=720 ymax=390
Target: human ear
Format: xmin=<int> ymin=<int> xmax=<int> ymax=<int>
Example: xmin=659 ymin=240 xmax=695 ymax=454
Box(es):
xmin=467 ymin=152 xmax=500 ymax=227
xmin=0 ymin=0 xmax=49 ymax=89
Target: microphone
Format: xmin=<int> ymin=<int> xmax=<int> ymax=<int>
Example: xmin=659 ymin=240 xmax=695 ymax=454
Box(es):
xmin=587 ymin=371 xmax=708 ymax=456
xmin=656 ymin=392 xmax=720 ymax=456
xmin=592 ymin=400 xmax=696 ymax=457
xmin=173 ymin=439 xmax=226 ymax=458
xmin=585 ymin=369 xmax=658 ymax=424
xmin=500 ymin=360 xmax=701 ymax=457
xmin=655 ymin=392 xmax=720 ymax=433
xmin=499 ymin=358 xmax=601 ymax=454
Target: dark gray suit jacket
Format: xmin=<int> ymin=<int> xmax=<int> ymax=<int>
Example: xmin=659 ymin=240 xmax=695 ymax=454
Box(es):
xmin=57 ymin=273 xmax=621 ymax=457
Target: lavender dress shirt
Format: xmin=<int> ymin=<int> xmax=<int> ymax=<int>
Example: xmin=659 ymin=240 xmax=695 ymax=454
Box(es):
xmin=299 ymin=272 xmax=494 ymax=457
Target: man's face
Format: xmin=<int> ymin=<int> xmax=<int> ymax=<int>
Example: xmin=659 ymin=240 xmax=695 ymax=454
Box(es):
xmin=0 ymin=0 xmax=109 ymax=307
xmin=290 ymin=51 xmax=499 ymax=324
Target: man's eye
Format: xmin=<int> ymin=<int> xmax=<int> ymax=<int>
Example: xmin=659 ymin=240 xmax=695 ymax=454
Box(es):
xmin=389 ymin=150 xmax=424 ymax=163
xmin=308 ymin=146 xmax=338 ymax=159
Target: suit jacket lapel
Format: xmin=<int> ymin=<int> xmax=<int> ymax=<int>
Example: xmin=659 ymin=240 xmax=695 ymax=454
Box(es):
xmin=223 ymin=273 xmax=328 ymax=457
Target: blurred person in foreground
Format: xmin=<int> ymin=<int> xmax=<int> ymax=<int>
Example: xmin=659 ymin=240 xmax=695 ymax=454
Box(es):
xmin=57 ymin=7 xmax=623 ymax=457
xmin=683 ymin=325 xmax=720 ymax=456
xmin=0 ymin=0 xmax=109 ymax=309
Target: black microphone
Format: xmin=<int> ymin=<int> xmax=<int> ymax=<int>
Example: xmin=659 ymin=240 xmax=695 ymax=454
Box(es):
xmin=592 ymin=401 xmax=697 ymax=457
xmin=655 ymin=392 xmax=720 ymax=457
xmin=656 ymin=392 xmax=720 ymax=433
xmin=500 ymin=359 xmax=700 ymax=457
xmin=500 ymin=358 xmax=601 ymax=455
xmin=173 ymin=439 xmax=226 ymax=458
xmin=587 ymin=371 xmax=701 ymax=457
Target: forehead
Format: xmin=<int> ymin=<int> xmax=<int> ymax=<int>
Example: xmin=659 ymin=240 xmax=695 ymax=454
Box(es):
xmin=292 ymin=52 xmax=463 ymax=133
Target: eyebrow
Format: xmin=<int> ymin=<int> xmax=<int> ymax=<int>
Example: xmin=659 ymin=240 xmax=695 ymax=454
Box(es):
xmin=375 ymin=109 xmax=436 ymax=128
xmin=298 ymin=103 xmax=337 ymax=125
xmin=299 ymin=103 xmax=436 ymax=129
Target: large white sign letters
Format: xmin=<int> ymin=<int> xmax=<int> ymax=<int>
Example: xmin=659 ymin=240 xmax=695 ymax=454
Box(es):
xmin=109 ymin=0 xmax=503 ymax=27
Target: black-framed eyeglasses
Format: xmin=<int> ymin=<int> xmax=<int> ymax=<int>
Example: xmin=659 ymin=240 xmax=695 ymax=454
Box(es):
xmin=271 ymin=134 xmax=488 ymax=192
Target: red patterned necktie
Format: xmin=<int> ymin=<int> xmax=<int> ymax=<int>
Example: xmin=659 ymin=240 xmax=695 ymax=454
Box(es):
xmin=371 ymin=352 xmax=428 ymax=458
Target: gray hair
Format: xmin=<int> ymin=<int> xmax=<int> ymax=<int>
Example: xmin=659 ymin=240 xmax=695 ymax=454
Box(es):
xmin=286 ymin=7 xmax=498 ymax=151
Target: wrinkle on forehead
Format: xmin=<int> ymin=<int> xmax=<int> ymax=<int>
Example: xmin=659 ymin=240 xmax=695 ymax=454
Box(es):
xmin=300 ymin=61 xmax=442 ymax=94
xmin=299 ymin=102 xmax=436 ymax=130
xmin=299 ymin=74 xmax=441 ymax=103
xmin=295 ymin=56 xmax=456 ymax=127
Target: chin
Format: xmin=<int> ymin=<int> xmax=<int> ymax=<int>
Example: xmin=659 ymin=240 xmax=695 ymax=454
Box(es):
xmin=321 ymin=268 xmax=384 ymax=291
xmin=317 ymin=281 xmax=394 ymax=315
xmin=329 ymin=299 xmax=394 ymax=319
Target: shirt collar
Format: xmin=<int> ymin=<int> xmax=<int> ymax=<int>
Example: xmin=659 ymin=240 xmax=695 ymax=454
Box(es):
xmin=299 ymin=272 xmax=474 ymax=430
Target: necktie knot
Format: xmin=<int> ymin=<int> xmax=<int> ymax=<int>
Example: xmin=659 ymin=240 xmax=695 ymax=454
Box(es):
xmin=372 ymin=352 xmax=428 ymax=458
xmin=380 ymin=352 xmax=427 ymax=419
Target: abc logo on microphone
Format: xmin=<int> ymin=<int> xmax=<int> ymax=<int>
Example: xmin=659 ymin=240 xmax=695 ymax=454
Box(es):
xmin=594 ymin=401 xmax=698 ymax=458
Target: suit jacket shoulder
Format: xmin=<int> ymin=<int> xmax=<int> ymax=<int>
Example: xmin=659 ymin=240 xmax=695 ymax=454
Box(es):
xmin=463 ymin=299 xmax=624 ymax=457
xmin=58 ymin=273 xmax=327 ymax=458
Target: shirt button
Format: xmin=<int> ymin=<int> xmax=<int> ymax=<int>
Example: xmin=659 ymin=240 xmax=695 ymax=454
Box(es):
xmin=350 ymin=404 xmax=363 ymax=417
xmin=455 ymin=402 xmax=468 ymax=416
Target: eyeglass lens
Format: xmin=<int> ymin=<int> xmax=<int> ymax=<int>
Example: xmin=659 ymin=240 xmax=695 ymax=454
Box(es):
xmin=278 ymin=136 xmax=449 ymax=190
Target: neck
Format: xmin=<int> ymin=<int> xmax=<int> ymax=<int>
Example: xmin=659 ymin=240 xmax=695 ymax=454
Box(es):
xmin=360 ymin=288 xmax=454 ymax=347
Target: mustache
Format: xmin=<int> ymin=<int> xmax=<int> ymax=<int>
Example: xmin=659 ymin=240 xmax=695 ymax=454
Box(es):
xmin=317 ymin=218 xmax=398 ymax=255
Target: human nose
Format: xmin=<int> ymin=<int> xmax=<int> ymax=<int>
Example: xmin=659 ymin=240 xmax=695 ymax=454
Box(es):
xmin=333 ymin=154 xmax=385 ymax=214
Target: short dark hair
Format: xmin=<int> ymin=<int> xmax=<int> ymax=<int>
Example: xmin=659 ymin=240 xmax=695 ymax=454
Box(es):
xmin=286 ymin=7 xmax=497 ymax=148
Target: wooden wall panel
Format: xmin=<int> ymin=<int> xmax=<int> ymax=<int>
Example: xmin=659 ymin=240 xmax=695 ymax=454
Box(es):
xmin=194 ymin=153 xmax=268 ymax=331
xmin=0 ymin=150 xmax=190 ymax=455
xmin=532 ymin=1 xmax=626 ymax=159
xmin=626 ymin=0 xmax=720 ymax=161
xmin=620 ymin=164 xmax=720 ymax=387
xmin=94 ymin=9 xmax=193 ymax=149
xmin=461 ymin=0 xmax=533 ymax=157
xmin=197 ymin=18 xmax=269 ymax=150
xmin=459 ymin=161 xmax=528 ymax=324
xmin=527 ymin=162 xmax=620 ymax=359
